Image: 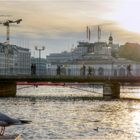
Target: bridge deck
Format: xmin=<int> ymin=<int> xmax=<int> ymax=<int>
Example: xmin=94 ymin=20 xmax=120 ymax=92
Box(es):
xmin=1 ymin=75 xmax=140 ymax=84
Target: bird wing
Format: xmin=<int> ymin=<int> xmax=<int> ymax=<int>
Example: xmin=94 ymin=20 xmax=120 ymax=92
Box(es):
xmin=0 ymin=113 xmax=31 ymax=126
xmin=0 ymin=113 xmax=20 ymax=126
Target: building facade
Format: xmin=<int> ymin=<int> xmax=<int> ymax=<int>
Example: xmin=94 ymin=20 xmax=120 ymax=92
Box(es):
xmin=0 ymin=43 xmax=31 ymax=75
xmin=46 ymin=58 xmax=140 ymax=77
xmin=31 ymin=57 xmax=47 ymax=75
xmin=46 ymin=35 xmax=140 ymax=77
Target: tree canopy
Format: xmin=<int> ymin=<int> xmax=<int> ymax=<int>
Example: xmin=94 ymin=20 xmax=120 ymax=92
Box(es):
xmin=118 ymin=43 xmax=140 ymax=61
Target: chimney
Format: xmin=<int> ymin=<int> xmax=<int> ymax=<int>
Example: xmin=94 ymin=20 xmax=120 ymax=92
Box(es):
xmin=86 ymin=26 xmax=89 ymax=41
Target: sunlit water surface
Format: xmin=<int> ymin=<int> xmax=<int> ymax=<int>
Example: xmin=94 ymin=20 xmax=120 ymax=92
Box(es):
xmin=0 ymin=85 xmax=140 ymax=140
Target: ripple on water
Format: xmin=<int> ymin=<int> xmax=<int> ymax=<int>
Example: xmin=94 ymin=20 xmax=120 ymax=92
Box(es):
xmin=0 ymin=85 xmax=140 ymax=139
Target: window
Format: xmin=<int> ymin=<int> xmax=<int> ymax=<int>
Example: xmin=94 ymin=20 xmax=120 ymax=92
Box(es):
xmin=98 ymin=67 xmax=104 ymax=76
xmin=119 ymin=67 xmax=125 ymax=76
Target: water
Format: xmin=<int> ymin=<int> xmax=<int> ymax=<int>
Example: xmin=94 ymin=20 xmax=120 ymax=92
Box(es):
xmin=1 ymin=85 xmax=140 ymax=139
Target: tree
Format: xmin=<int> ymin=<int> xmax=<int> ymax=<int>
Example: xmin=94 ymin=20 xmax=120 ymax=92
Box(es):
xmin=118 ymin=43 xmax=140 ymax=61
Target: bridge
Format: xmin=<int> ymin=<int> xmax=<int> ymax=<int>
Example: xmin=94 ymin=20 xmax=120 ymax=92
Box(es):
xmin=1 ymin=75 xmax=140 ymax=99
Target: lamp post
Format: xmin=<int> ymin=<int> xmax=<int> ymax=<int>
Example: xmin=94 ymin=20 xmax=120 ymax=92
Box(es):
xmin=35 ymin=46 xmax=45 ymax=75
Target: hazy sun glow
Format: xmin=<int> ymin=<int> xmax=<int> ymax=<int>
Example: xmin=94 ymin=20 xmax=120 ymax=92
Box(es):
xmin=114 ymin=0 xmax=140 ymax=33
xmin=0 ymin=0 xmax=140 ymax=55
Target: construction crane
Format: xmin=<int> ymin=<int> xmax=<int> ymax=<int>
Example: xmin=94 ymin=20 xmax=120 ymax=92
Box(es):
xmin=0 ymin=19 xmax=22 ymax=44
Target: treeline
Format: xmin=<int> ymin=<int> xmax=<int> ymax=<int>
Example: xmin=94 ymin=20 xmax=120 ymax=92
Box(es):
xmin=118 ymin=43 xmax=140 ymax=61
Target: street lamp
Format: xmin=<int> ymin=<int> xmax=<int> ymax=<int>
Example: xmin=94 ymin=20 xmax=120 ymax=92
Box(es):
xmin=35 ymin=46 xmax=45 ymax=75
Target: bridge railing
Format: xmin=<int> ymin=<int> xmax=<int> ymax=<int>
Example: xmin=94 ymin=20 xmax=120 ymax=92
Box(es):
xmin=0 ymin=68 xmax=31 ymax=76
xmin=46 ymin=67 xmax=140 ymax=77
xmin=0 ymin=67 xmax=140 ymax=78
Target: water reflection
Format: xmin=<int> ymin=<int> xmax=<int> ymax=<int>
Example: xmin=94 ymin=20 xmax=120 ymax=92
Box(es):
xmin=0 ymin=85 xmax=140 ymax=139
xmin=121 ymin=86 xmax=140 ymax=99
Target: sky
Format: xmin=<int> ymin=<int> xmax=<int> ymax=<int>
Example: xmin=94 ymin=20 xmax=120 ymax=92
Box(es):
xmin=0 ymin=0 xmax=140 ymax=57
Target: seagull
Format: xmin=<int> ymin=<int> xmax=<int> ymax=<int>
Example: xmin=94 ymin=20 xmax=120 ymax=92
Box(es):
xmin=93 ymin=127 xmax=99 ymax=132
xmin=0 ymin=112 xmax=31 ymax=136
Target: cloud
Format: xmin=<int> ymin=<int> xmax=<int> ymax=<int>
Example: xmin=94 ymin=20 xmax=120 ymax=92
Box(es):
xmin=0 ymin=0 xmax=119 ymax=36
xmin=0 ymin=0 xmax=140 ymax=56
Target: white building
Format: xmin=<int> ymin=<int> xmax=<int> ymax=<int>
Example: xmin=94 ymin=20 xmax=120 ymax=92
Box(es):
xmin=46 ymin=34 xmax=140 ymax=77
xmin=46 ymin=34 xmax=119 ymax=64
xmin=0 ymin=43 xmax=31 ymax=75
xmin=31 ymin=57 xmax=47 ymax=75
xmin=46 ymin=58 xmax=140 ymax=77
xmin=15 ymin=45 xmax=31 ymax=75
xmin=46 ymin=42 xmax=90 ymax=64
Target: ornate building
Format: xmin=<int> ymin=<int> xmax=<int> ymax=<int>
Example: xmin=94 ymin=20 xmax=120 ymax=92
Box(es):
xmin=46 ymin=34 xmax=140 ymax=77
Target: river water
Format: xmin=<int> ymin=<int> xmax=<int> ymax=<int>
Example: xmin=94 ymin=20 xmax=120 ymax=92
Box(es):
xmin=1 ymin=85 xmax=140 ymax=140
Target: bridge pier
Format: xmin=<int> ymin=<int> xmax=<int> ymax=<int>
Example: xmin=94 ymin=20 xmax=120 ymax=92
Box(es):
xmin=0 ymin=81 xmax=16 ymax=97
xmin=103 ymin=82 xmax=120 ymax=99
